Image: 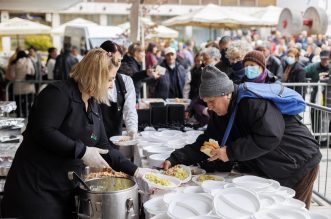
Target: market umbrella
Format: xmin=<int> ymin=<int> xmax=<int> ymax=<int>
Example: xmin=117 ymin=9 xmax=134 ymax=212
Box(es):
xmin=119 ymin=18 xmax=179 ymax=39
xmin=162 ymin=4 xmax=275 ymax=29
xmin=0 ymin=17 xmax=51 ymax=35
xmin=249 ymin=5 xmax=283 ymax=26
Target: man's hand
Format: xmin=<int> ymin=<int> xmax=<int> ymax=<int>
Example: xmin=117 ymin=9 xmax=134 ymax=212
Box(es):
xmin=208 ymin=146 xmax=229 ymax=162
xmin=161 ymin=160 xmax=172 ymax=170
xmin=319 ymin=72 xmax=329 ymax=80
xmin=147 ymin=69 xmax=160 ymax=79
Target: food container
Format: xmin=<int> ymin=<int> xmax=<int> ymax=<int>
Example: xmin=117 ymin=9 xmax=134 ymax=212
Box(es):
xmin=77 ymin=176 xmax=138 ymax=219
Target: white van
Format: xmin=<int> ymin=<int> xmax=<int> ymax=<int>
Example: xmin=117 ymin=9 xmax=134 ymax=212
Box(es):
xmin=63 ymin=25 xmax=129 ymax=55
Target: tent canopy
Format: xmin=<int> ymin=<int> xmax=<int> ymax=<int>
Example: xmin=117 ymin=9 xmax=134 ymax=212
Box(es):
xmin=51 ymin=18 xmax=98 ymax=35
xmin=162 ymin=4 xmax=275 ymax=29
xmin=0 ymin=17 xmax=51 ymax=35
xmin=119 ymin=18 xmax=179 ymax=39
xmin=250 ymin=6 xmax=283 ymax=26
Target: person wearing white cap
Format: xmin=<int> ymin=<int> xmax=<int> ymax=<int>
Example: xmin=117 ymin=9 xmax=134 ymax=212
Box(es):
xmin=151 ymin=47 xmax=187 ymax=99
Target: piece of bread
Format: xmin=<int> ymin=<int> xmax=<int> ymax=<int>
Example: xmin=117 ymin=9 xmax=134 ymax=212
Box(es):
xmin=201 ymin=146 xmax=213 ymax=157
xmin=200 ymin=139 xmax=220 ymax=157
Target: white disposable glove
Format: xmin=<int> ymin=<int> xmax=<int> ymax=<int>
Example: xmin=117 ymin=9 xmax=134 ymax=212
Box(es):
xmin=81 ymin=147 xmax=110 ymax=168
xmin=134 ymin=167 xmax=158 ymax=179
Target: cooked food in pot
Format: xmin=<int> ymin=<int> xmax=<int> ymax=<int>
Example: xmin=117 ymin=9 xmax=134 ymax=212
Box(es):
xmin=87 ymin=177 xmax=134 ymax=192
xmin=85 ymin=168 xmax=128 ymax=180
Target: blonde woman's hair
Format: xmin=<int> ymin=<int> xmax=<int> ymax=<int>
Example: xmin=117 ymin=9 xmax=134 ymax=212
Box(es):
xmin=226 ymin=41 xmax=253 ymax=61
xmin=70 ymin=48 xmax=113 ymax=104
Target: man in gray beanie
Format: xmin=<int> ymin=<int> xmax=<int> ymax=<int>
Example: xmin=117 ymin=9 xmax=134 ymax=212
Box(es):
xmin=199 ymin=65 xmax=234 ymax=116
xmin=200 ymin=65 xmax=234 ymax=98
xmin=163 ymin=65 xmax=321 ymax=209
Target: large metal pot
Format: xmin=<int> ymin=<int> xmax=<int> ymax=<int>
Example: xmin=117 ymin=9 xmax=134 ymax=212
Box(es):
xmin=114 ymin=144 xmax=134 ymax=161
xmin=77 ymin=176 xmax=138 ymax=219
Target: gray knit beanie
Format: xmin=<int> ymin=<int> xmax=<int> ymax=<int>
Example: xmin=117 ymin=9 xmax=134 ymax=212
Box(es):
xmin=199 ymin=65 xmax=234 ymax=98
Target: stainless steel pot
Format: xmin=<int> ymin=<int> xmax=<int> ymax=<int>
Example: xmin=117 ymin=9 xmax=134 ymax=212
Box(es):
xmin=114 ymin=144 xmax=134 ymax=161
xmin=77 ymin=176 xmax=138 ymax=219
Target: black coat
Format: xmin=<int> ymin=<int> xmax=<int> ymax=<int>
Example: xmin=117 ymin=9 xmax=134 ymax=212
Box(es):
xmin=266 ymin=55 xmax=283 ymax=80
xmin=53 ymin=52 xmax=78 ymax=80
xmin=152 ymin=61 xmax=186 ymax=99
xmin=282 ymin=62 xmax=307 ymax=96
xmin=1 ymin=79 xmax=137 ymax=219
xmin=215 ymin=60 xmax=233 ymax=77
xmin=118 ymin=54 xmax=148 ymax=99
xmin=167 ymin=87 xmax=321 ymax=188
xmin=189 ymin=66 xmax=203 ymax=100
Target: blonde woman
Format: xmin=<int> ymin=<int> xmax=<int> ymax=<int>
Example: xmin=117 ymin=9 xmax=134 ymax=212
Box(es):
xmin=1 ymin=48 xmax=149 ymax=218
xmin=226 ymin=40 xmax=252 ymax=84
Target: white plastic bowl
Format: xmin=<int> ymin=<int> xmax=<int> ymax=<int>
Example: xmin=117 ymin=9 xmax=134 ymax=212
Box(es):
xmin=310 ymin=212 xmax=331 ymax=219
xmin=144 ymin=147 xmax=174 ymax=157
xmin=144 ymin=196 xmax=168 ymax=216
xmin=201 ymin=180 xmax=227 ymax=193
xmin=148 ymin=153 xmax=171 ymax=168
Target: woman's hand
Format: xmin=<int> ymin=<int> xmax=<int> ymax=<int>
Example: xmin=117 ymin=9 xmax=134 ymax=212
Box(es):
xmin=81 ymin=147 xmax=110 ymax=168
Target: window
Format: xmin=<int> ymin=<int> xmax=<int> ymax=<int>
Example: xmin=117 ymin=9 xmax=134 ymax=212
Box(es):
xmin=240 ymin=0 xmax=256 ymax=6
xmin=201 ymin=0 xmax=219 ymax=4
xmin=257 ymin=0 xmax=276 ymax=6
xmin=166 ymin=0 xmax=180 ymax=4
xmin=221 ymin=0 xmax=238 ymax=6
xmin=182 ymin=0 xmax=200 ymax=4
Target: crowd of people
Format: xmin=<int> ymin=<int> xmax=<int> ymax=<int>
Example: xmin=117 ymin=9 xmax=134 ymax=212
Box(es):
xmin=3 ymin=30 xmax=331 ymax=124
xmin=0 ymin=28 xmax=326 ymax=218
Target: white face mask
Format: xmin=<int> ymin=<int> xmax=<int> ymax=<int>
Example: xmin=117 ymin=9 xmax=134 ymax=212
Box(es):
xmin=286 ymin=57 xmax=295 ymax=65
xmin=169 ymin=63 xmax=176 ymax=69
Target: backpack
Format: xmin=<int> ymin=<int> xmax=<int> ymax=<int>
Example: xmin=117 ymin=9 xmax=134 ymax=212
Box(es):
xmin=221 ymin=82 xmax=306 ymax=146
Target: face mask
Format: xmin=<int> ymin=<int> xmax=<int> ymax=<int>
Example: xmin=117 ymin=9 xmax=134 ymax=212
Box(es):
xmin=245 ymin=66 xmax=260 ymax=79
xmin=286 ymin=57 xmax=295 ymax=65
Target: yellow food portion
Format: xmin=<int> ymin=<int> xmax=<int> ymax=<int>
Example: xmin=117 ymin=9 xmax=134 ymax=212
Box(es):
xmin=164 ymin=165 xmax=189 ymax=180
xmin=197 ymin=175 xmax=220 ymax=182
xmin=145 ymin=173 xmax=171 ymax=186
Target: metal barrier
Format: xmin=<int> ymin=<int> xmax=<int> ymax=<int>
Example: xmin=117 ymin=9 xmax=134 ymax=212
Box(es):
xmin=302 ymin=102 xmax=331 ymax=205
xmin=282 ymin=82 xmax=329 ymax=106
xmin=5 ymin=80 xmax=56 ymax=118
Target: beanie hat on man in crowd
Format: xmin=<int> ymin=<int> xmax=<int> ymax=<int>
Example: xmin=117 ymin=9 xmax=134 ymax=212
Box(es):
xmin=243 ymin=50 xmax=266 ymax=72
xmin=199 ymin=65 xmax=234 ymax=98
